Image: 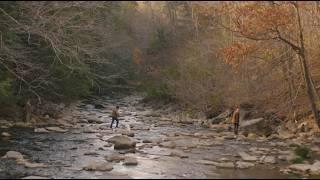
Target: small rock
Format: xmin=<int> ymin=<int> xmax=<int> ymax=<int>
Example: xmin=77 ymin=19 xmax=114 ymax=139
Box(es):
xmin=88 ymin=119 xmax=104 ymax=124
xmin=123 ymin=157 xmax=138 ymax=166
xmin=223 ymin=136 xmax=236 ymax=140
xmin=2 ymin=151 xmax=23 ymax=160
xmin=236 ymin=161 xmax=255 ymax=169
xmin=279 ymin=168 xmax=291 ymax=174
xmin=1 ymin=132 xmax=11 ymax=137
xmin=241 ymin=142 xmax=251 ymax=145
xmin=84 ymin=152 xmax=99 ymax=156
xmin=218 ymin=158 xmax=229 ymax=162
xmin=105 ymin=153 xmax=125 ymax=162
xmin=169 ymin=151 xmax=188 ymax=158
xmin=34 ymin=128 xmax=49 ymax=133
xmin=121 ymin=131 xmax=134 ymax=137
xmin=257 ymin=147 xmax=271 ymax=152
xmin=79 ymin=119 xmax=88 ymax=123
xmin=104 ymin=143 xmax=113 ymax=147
xmin=261 ymin=156 xmax=276 ymax=164
xmin=278 ymin=152 xmax=296 ymax=162
xmin=142 ymin=139 xmax=152 ymax=143
xmin=159 ymin=141 xmax=176 ymax=149
xmin=238 ymin=152 xmax=258 ymax=161
xmin=45 ymin=127 xmax=67 ymax=133
xmin=118 ymin=149 xmax=136 ymax=154
xmin=247 ymin=133 xmax=257 ymax=140
xmin=83 ymin=161 xmax=113 ymax=171
xmin=160 ymin=117 xmax=171 ymax=121
xmin=85 ymin=104 xmax=95 ymax=109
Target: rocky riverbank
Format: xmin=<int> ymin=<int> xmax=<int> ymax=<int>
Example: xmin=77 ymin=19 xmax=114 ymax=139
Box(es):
xmin=0 ymin=95 xmax=319 ymax=179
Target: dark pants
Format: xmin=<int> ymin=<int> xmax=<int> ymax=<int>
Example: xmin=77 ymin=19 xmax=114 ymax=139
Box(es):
xmin=110 ymin=117 xmax=119 ymax=128
xmin=234 ymin=122 xmax=239 ymax=135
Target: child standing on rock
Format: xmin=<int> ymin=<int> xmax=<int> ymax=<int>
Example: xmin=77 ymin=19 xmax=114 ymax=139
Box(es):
xmin=110 ymin=106 xmax=120 ymax=128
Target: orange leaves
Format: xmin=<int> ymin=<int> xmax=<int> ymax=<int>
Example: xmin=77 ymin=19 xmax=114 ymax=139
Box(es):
xmin=220 ymin=42 xmax=257 ymax=67
xmin=218 ymin=2 xmax=301 ymax=68
xmin=226 ymin=2 xmax=296 ymax=39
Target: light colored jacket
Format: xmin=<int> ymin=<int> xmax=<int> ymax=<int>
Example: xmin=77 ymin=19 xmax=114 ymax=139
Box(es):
xmin=231 ymin=108 xmax=240 ymax=124
xmin=111 ymin=108 xmax=119 ymax=118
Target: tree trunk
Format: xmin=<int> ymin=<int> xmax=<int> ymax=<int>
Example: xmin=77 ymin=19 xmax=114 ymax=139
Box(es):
xmin=298 ymin=55 xmax=320 ymax=128
xmin=295 ymin=2 xmax=320 ymax=128
xmin=310 ymin=76 xmax=320 ymax=101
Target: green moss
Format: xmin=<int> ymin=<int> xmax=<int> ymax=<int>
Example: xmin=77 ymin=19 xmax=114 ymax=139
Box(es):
xmin=291 ymin=156 xmax=304 ymax=164
xmin=294 ymin=145 xmax=311 ymax=160
xmin=290 ymin=145 xmax=312 ymax=164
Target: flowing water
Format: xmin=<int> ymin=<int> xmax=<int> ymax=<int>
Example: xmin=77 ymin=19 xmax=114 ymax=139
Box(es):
xmin=0 ymin=95 xmax=316 ymax=179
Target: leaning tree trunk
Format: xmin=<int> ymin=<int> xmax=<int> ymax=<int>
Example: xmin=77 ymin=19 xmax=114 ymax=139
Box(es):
xmin=294 ymin=2 xmax=320 ymax=128
xmin=299 ymin=55 xmax=320 ymax=128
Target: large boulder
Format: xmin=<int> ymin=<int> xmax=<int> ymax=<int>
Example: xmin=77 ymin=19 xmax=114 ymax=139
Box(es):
xmin=107 ymin=135 xmax=136 ymax=150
